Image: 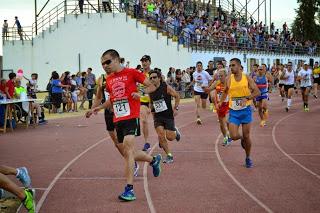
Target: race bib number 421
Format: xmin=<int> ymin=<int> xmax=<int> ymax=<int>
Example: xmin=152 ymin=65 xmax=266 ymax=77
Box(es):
xmin=113 ymin=99 xmax=130 ymax=118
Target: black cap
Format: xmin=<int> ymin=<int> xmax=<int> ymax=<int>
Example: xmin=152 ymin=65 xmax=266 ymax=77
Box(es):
xmin=140 ymin=55 xmax=151 ymax=62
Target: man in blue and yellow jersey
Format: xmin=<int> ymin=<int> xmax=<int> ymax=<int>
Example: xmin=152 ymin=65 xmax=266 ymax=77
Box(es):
xmin=139 ymin=55 xmax=152 ymax=151
xmin=219 ymin=58 xmax=260 ymax=168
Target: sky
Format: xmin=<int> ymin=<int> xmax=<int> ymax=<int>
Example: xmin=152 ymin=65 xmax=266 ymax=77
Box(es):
xmin=0 ymin=0 xmax=299 ymax=55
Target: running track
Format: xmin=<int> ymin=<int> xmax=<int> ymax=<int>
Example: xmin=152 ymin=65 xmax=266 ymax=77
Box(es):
xmin=1 ymin=93 xmax=319 ymax=213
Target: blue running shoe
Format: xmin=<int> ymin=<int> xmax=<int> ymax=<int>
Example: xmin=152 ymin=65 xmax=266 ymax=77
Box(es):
xmin=151 ymin=154 xmax=162 ymax=177
xmin=134 ymin=162 xmax=139 ymax=177
xmin=175 ymin=127 xmax=181 ymax=141
xmin=227 ymin=137 xmax=232 ymax=145
xmin=163 ymin=154 xmax=173 ymax=164
xmin=118 ymin=186 xmax=136 ymax=201
xmin=245 ymin=157 xmax=253 ymax=168
xmin=142 ymin=143 xmax=151 ymax=152
xmin=16 ymin=167 xmax=31 ymax=188
xmin=0 ymin=188 xmax=4 ymax=199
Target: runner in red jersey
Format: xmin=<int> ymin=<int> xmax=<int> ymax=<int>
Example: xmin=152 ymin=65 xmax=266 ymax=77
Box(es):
xmin=91 ymin=49 xmax=162 ymax=202
xmin=206 ymin=69 xmax=231 ymax=145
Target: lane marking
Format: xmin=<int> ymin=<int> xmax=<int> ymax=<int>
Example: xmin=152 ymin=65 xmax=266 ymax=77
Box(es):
xmin=272 ymin=113 xmax=320 ymax=180
xmin=59 ymin=177 xmax=144 ymax=180
xmin=215 ymin=133 xmax=274 ymax=213
xmin=172 ymin=150 xmax=215 ymax=153
xmin=143 ymin=114 xmax=213 ymax=213
xmin=289 ymin=154 xmax=320 ymax=156
xmin=36 ymin=137 xmax=109 ymax=212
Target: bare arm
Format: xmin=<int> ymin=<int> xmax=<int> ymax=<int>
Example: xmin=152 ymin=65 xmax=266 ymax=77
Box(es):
xmin=247 ymin=75 xmax=260 ymax=99
xmin=218 ymin=77 xmax=230 ymax=105
xmin=167 ymin=84 xmax=180 ymax=109
xmin=143 ymin=79 xmax=156 ymax=94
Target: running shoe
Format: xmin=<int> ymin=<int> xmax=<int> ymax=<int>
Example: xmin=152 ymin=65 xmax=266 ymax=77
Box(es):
xmin=151 ymin=154 xmax=162 ymax=177
xmin=23 ymin=189 xmax=35 ymax=213
xmin=134 ymin=162 xmax=139 ymax=177
xmin=305 ymin=107 xmax=310 ymax=112
xmin=175 ymin=127 xmax=181 ymax=141
xmin=209 ymin=103 xmax=214 ymax=111
xmin=222 ymin=137 xmax=228 ymax=146
xmin=118 ymin=186 xmax=136 ymax=201
xmin=163 ymin=154 xmax=174 ymax=164
xmin=285 ymin=107 xmax=289 ymax=112
xmin=260 ymin=120 xmax=266 ymax=127
xmin=142 ymin=143 xmax=151 ymax=152
xmin=314 ymin=95 xmax=318 ymax=99
xmin=196 ymin=118 xmax=202 ymax=125
xmin=0 ymin=188 xmax=4 ymax=199
xmin=245 ymin=157 xmax=253 ymax=168
xmin=16 ymin=167 xmax=31 ymax=188
xmin=227 ymin=136 xmax=232 ymax=145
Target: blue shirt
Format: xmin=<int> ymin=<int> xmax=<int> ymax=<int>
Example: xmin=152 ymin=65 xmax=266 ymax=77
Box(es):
xmin=15 ymin=20 xmax=21 ymax=29
xmin=51 ymin=79 xmax=63 ymax=93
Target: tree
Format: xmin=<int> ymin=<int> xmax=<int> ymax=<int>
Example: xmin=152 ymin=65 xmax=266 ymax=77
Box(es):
xmin=291 ymin=0 xmax=320 ymax=41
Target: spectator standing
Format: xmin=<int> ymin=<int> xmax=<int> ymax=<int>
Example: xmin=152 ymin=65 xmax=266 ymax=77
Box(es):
xmin=102 ymin=0 xmax=112 ymax=12
xmin=86 ymin=68 xmax=96 ymax=109
xmin=13 ymin=16 xmax=23 ymax=40
xmin=6 ymin=73 xmax=16 ymax=99
xmin=2 ymin=20 xmax=8 ymax=40
xmin=79 ymin=0 xmax=84 ymax=14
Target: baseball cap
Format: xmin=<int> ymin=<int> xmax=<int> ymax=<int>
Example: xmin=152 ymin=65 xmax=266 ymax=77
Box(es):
xmin=140 ymin=55 xmax=151 ymax=62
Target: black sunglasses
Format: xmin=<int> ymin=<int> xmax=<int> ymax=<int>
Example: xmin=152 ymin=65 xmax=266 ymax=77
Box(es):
xmin=150 ymin=76 xmax=158 ymax=80
xmin=102 ymin=59 xmax=112 ymax=65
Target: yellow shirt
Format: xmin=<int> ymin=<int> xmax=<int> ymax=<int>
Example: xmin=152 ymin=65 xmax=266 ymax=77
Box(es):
xmin=139 ymin=72 xmax=150 ymax=103
xmin=313 ymin=68 xmax=320 ymax=78
xmin=228 ymin=74 xmax=251 ymax=110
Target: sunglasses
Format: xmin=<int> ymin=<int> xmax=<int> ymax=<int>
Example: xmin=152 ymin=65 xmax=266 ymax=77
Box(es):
xmin=150 ymin=76 xmax=158 ymax=80
xmin=102 ymin=59 xmax=112 ymax=65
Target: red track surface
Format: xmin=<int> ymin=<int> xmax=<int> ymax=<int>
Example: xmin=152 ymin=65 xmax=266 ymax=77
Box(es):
xmin=1 ymin=93 xmax=319 ymax=213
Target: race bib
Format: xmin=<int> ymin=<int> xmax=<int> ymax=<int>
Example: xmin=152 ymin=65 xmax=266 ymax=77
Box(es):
xmin=104 ymin=91 xmax=110 ymax=101
xmin=217 ymin=92 xmax=229 ymax=102
xmin=113 ymin=99 xmax=130 ymax=118
xmin=314 ymin=74 xmax=319 ymax=78
xmin=231 ymin=97 xmax=246 ymax=110
xmin=153 ymin=99 xmax=168 ymax=113
xmin=196 ymin=81 xmax=202 ymax=87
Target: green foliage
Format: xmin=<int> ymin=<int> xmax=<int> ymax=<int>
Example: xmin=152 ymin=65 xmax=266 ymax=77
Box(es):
xmin=291 ymin=0 xmax=320 ymax=41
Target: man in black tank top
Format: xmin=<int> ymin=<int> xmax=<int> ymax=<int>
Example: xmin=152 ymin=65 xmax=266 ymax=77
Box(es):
xmin=85 ymin=54 xmax=139 ymax=176
xmin=149 ymin=70 xmax=181 ymax=163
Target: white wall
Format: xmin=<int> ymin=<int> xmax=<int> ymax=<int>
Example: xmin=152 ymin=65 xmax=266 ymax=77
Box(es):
xmin=3 ymin=12 xmax=319 ymax=90
xmin=3 ymin=13 xmax=191 ymax=89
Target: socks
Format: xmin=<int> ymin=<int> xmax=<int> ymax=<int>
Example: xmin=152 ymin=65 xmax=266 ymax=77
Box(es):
xmin=126 ymin=184 xmax=133 ymax=190
xmin=287 ymin=99 xmax=292 ymax=108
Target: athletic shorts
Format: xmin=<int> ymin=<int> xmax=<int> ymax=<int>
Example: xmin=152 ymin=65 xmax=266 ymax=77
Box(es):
xmin=104 ymin=109 xmax=115 ymax=131
xmin=284 ymin=84 xmax=294 ymax=92
xmin=141 ymin=102 xmax=150 ymax=107
xmin=115 ymin=118 xmax=141 ymax=143
xmin=229 ymin=106 xmax=252 ymax=126
xmin=194 ymin=90 xmax=208 ymax=99
xmin=314 ymin=78 xmax=320 ymax=84
xmin=278 ymin=83 xmax=284 ymax=88
xmin=154 ymin=117 xmax=175 ymax=131
xmin=300 ymin=86 xmax=311 ymax=91
xmin=217 ymin=102 xmax=229 ymax=118
xmin=256 ymin=93 xmax=268 ymax=101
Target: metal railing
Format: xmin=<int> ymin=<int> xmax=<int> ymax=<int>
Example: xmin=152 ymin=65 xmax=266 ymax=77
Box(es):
xmin=2 ymin=0 xmax=318 ymax=56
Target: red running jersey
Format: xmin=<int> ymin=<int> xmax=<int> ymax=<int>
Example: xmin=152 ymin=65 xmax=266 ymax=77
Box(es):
xmin=106 ymin=68 xmax=146 ymax=122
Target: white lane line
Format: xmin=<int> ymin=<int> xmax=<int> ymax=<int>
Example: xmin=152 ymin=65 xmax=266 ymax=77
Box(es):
xmin=215 ymin=133 xmax=274 ymax=213
xmin=143 ymin=114 xmax=213 ymax=213
xmin=172 ymin=150 xmax=215 ymax=153
xmin=272 ymin=113 xmax=320 ymax=180
xmin=59 ymin=177 xmax=143 ymax=180
xmin=289 ymin=154 xmax=320 ymax=156
xmin=36 ymin=137 xmax=109 ymax=212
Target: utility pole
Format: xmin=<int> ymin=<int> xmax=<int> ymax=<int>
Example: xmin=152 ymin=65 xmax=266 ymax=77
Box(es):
xmin=270 ymin=0 xmax=272 ymax=32
xmin=35 ymin=0 xmax=37 ymax=35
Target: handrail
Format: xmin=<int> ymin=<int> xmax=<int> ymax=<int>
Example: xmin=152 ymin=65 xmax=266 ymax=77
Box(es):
xmin=2 ymin=0 xmax=318 ymax=56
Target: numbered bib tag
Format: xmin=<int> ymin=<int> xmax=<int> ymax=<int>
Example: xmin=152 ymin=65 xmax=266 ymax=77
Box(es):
xmin=113 ymin=99 xmax=130 ymax=118
xmin=153 ymin=99 xmax=168 ymax=113
xmin=231 ymin=97 xmax=246 ymax=110
xmin=104 ymin=91 xmax=110 ymax=101
xmin=314 ymin=74 xmax=319 ymax=78
xmin=217 ymin=92 xmax=228 ymax=102
xmin=196 ymin=81 xmax=202 ymax=87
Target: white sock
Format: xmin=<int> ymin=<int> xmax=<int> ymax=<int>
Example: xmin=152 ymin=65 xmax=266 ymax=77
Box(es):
xmin=287 ymin=99 xmax=292 ymax=108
